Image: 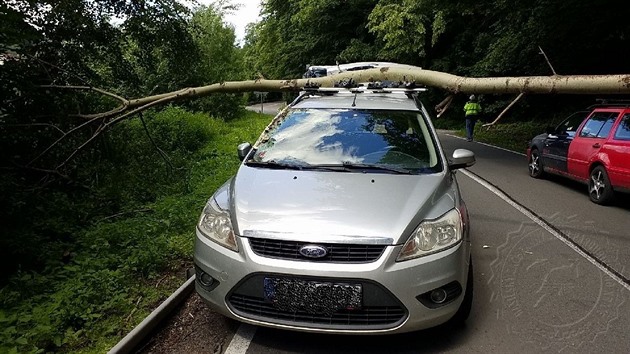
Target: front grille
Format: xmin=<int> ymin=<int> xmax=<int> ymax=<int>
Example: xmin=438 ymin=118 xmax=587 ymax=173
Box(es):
xmin=227 ymin=274 xmax=407 ymax=330
xmin=248 ymin=238 xmax=386 ymax=263
xmin=230 ymin=294 xmax=405 ymax=326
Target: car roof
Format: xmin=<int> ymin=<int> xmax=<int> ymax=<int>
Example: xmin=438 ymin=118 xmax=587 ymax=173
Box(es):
xmin=292 ymin=91 xmax=421 ymax=111
xmin=588 ymin=99 xmax=630 ymax=110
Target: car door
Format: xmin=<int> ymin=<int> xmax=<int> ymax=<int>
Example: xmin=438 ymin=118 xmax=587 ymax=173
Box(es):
xmin=542 ymin=111 xmax=588 ymax=172
xmin=605 ymin=112 xmax=630 ymax=189
xmin=567 ymin=110 xmax=621 ymax=181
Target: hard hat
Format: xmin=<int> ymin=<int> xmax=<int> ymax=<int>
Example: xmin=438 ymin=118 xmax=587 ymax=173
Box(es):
xmin=469 ymin=94 xmax=476 ymax=101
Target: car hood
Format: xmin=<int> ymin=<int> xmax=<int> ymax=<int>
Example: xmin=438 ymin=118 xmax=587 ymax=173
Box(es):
xmin=229 ymin=166 xmax=456 ymax=245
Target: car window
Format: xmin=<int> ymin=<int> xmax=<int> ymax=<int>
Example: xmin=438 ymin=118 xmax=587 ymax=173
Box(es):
xmin=613 ymin=113 xmax=630 ymax=140
xmin=579 ymin=112 xmax=618 ymax=138
xmin=557 ymin=111 xmax=589 ymax=137
xmin=252 ymin=109 xmax=442 ymax=173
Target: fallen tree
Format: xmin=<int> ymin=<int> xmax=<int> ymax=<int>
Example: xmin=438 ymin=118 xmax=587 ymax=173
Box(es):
xmin=24 ymin=66 xmax=630 ymax=175
xmin=129 ymin=67 xmax=630 ymax=108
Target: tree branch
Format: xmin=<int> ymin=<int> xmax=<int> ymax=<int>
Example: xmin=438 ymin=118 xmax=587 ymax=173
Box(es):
xmin=39 ymin=85 xmax=130 ymax=120
xmin=1 ymin=123 xmax=66 ymax=135
xmin=33 ymin=66 xmax=630 ymax=171
xmin=483 ymin=93 xmax=526 ymax=127
xmin=56 ymin=93 xmax=182 ymax=170
xmin=39 ymin=85 xmax=129 ymax=105
xmin=27 ymin=115 xmax=105 ymax=167
xmin=56 ymin=124 xmax=106 ymax=170
xmin=139 ymin=113 xmax=174 ymax=175
xmin=126 ymin=68 xmax=630 ymax=110
xmin=4 ymin=163 xmax=71 ymax=180
xmin=538 ymin=46 xmax=558 ymax=75
xmin=29 ymin=55 xmax=93 ymax=86
xmin=435 ymin=95 xmax=455 ymax=118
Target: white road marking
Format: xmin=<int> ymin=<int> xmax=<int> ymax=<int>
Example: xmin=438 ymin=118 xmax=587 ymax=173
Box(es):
xmin=445 ymin=133 xmax=527 ymax=156
xmin=225 ymin=324 xmax=257 ymax=354
xmin=460 ymin=168 xmax=630 ymax=292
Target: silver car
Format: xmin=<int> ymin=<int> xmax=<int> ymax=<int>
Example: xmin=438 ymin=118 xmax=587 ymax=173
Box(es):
xmin=194 ymin=84 xmax=476 ymax=334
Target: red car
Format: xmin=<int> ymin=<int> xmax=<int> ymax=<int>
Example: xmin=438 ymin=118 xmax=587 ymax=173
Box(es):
xmin=527 ymin=105 xmax=630 ymax=204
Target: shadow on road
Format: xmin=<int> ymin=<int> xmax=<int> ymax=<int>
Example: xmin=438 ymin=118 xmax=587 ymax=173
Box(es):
xmin=251 ymin=322 xmax=472 ymax=353
xmin=543 ymin=174 xmax=630 ymax=211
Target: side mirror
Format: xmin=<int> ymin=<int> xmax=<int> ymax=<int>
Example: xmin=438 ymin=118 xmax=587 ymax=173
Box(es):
xmin=237 ymin=142 xmax=252 ymax=161
xmin=449 ymin=149 xmax=476 ymax=170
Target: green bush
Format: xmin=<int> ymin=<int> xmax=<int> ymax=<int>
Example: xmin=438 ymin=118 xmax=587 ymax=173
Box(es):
xmin=456 ymin=121 xmax=546 ymax=153
xmin=0 ymin=107 xmax=271 ymax=353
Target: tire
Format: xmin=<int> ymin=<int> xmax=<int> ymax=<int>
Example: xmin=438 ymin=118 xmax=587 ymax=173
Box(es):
xmin=589 ymin=166 xmax=614 ymax=205
xmin=528 ymin=148 xmax=544 ymax=178
xmin=448 ymin=257 xmax=473 ymax=326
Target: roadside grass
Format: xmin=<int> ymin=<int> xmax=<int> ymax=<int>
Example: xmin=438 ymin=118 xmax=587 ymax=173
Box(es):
xmin=0 ymin=108 xmax=271 ymax=353
xmin=447 ymin=120 xmax=545 ymax=153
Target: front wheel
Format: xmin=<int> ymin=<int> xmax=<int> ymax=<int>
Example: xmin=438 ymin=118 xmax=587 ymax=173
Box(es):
xmin=589 ymin=166 xmax=614 ymax=204
xmin=528 ymin=149 xmax=544 ymax=178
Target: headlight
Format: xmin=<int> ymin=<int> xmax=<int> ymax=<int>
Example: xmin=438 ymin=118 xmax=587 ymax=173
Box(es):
xmin=397 ymin=209 xmax=462 ymax=261
xmin=197 ymin=199 xmax=238 ymax=252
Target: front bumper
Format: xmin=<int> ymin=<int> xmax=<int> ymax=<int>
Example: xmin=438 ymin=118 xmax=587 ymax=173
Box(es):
xmin=194 ymin=229 xmax=471 ymax=334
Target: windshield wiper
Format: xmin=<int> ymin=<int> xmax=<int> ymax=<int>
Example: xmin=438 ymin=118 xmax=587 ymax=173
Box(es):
xmin=313 ymin=162 xmax=413 ymax=174
xmin=244 ymin=160 xmax=305 ymax=170
xmin=247 ymin=161 xmax=413 ymax=174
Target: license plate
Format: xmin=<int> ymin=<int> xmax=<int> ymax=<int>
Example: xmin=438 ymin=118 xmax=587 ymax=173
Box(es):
xmin=264 ymin=277 xmax=362 ymax=315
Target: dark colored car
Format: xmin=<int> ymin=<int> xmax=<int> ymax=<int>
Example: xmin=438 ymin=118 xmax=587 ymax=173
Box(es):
xmin=527 ymin=106 xmax=630 ymax=204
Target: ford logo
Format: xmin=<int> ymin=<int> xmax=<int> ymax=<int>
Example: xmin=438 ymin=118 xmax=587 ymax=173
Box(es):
xmin=299 ymin=245 xmax=328 ymax=259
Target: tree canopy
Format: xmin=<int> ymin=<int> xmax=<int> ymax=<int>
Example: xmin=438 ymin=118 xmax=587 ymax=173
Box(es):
xmin=243 ymin=0 xmax=630 ymax=78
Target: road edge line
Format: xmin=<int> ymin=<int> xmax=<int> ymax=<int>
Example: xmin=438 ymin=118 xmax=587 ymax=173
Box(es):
xmin=460 ymin=168 xmax=630 ymax=292
xmin=225 ymin=324 xmax=257 ymax=354
xmin=444 ymin=133 xmax=527 ymax=156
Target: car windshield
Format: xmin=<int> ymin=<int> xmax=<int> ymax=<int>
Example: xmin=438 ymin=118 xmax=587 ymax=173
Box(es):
xmin=556 ymin=111 xmax=589 ymax=137
xmin=248 ymin=108 xmax=442 ymax=174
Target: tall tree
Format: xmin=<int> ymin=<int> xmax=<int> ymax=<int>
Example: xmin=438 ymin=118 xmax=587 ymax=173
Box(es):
xmin=367 ymin=0 xmax=447 ymax=67
xmin=243 ymin=0 xmax=379 ymax=79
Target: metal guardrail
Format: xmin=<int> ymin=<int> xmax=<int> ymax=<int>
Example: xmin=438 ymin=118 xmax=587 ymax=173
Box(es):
xmin=108 ymin=274 xmax=196 ymax=354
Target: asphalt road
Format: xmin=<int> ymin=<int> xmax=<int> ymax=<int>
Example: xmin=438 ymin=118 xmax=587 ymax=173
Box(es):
xmin=221 ymin=131 xmax=630 ymax=354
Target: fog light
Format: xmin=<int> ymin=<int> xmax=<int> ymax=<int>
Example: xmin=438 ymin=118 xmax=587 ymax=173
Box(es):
xmin=430 ymin=289 xmax=448 ymax=304
xmin=416 ymin=281 xmax=462 ymax=308
xmin=195 ymin=265 xmax=219 ymax=291
xmin=199 ymin=273 xmax=215 ymax=287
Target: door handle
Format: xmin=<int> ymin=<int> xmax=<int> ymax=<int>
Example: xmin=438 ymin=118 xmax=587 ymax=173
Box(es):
xmin=592 ymin=143 xmax=601 ymax=148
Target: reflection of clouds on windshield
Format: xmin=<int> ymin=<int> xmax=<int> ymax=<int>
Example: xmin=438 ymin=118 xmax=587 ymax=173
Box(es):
xmin=261 ymin=110 xmax=362 ymax=164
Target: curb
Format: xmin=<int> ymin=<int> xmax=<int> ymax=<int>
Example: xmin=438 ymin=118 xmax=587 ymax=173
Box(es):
xmin=108 ymin=274 xmax=196 ymax=354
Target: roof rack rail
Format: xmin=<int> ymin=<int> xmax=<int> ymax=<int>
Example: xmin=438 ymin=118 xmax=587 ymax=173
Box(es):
xmin=587 ymin=98 xmax=630 ymax=109
xmin=300 ymin=83 xmax=427 ymax=94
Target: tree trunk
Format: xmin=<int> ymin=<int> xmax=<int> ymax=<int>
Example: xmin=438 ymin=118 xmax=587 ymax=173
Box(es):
xmin=127 ymin=67 xmax=630 ymax=110
xmin=32 ymin=65 xmax=630 ymax=173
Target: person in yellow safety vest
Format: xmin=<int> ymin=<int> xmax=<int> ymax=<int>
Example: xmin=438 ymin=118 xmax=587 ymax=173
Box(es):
xmin=463 ymin=94 xmax=481 ymax=142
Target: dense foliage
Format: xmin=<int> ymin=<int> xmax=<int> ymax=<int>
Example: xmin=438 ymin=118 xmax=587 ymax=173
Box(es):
xmin=244 ymin=0 xmax=630 ymax=77
xmin=1 ymin=1 xmax=243 ymax=272
xmin=1 ymin=1 xmax=256 ymax=352
xmin=0 ymin=107 xmax=270 ymax=353
xmin=243 ymin=0 xmax=630 ymax=119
